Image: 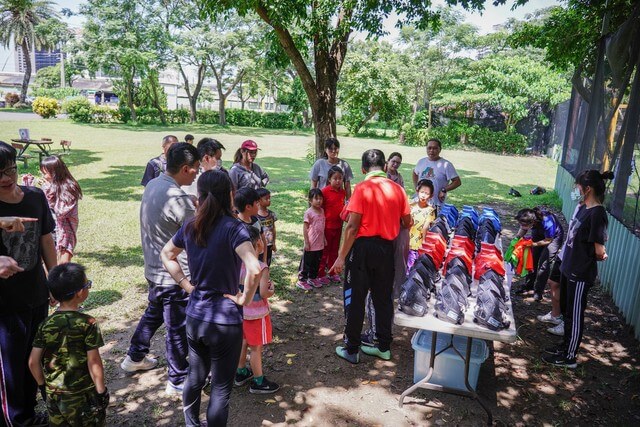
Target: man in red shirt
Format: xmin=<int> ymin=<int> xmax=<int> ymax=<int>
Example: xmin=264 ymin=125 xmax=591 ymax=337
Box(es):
xmin=331 ymin=149 xmax=411 ymax=363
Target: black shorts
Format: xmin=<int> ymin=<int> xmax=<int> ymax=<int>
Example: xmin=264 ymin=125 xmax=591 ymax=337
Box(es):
xmin=548 ymin=258 xmax=562 ymax=283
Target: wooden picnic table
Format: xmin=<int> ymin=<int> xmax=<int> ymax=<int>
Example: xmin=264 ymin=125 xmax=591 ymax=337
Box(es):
xmin=11 ymin=139 xmax=53 ymax=159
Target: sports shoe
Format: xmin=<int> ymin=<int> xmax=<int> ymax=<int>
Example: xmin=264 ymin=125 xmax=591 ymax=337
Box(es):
xmin=329 ymin=274 xmax=342 ymax=284
xmin=335 ymin=346 xmax=359 ymax=364
xmin=547 ymin=322 xmax=565 ymax=336
xmin=234 ymin=368 xmax=254 ymax=386
xmin=360 ymin=333 xmax=377 ymax=347
xmin=120 ymin=355 xmax=158 ymax=372
xmin=537 ymin=311 xmax=563 ymax=325
xmin=542 ymin=353 xmax=577 ymax=369
xmin=165 ymin=381 xmax=184 ymax=396
xmin=533 ymin=292 xmax=543 ymax=302
xmin=543 ymin=345 xmax=565 ymax=356
xmin=308 ymin=278 xmax=323 ymax=288
xmin=295 ymin=280 xmax=312 ymax=290
xmin=249 ymin=376 xmax=280 ymax=394
xmin=316 ymin=276 xmax=331 ymax=286
xmin=361 ymin=345 xmax=391 ymax=361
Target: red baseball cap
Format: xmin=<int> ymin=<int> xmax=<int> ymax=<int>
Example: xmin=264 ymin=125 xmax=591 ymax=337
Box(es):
xmin=241 ymin=140 xmax=259 ymax=150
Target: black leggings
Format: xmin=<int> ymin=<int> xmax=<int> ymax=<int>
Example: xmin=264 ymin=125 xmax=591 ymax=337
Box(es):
xmin=183 ymin=317 xmax=242 ymax=427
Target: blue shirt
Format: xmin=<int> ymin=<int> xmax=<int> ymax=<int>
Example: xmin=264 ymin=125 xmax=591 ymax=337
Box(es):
xmin=173 ymin=215 xmax=251 ymax=324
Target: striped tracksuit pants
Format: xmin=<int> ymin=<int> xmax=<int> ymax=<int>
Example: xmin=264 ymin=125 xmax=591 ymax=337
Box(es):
xmin=560 ymin=275 xmax=592 ymax=360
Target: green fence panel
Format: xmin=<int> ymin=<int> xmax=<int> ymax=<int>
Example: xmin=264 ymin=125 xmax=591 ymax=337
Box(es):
xmin=555 ymin=166 xmax=640 ymax=340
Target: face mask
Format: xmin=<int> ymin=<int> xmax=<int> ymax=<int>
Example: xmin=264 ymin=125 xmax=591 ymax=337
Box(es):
xmin=570 ymin=187 xmax=584 ymax=202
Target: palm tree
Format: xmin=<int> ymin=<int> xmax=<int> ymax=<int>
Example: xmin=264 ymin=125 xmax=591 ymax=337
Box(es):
xmin=0 ymin=0 xmax=58 ymax=102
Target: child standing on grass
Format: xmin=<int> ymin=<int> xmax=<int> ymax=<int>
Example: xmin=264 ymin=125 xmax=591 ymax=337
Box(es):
xmin=235 ymin=187 xmax=268 ymax=263
xmin=256 ymin=188 xmax=277 ymax=266
xmin=40 ymin=156 xmax=82 ymax=264
xmin=297 ymin=189 xmax=325 ymax=290
xmin=29 ymin=263 xmax=109 ymax=427
xmin=408 ymin=179 xmax=436 ymax=270
xmin=318 ymin=166 xmax=346 ymax=285
xmin=234 ymin=227 xmax=279 ymax=394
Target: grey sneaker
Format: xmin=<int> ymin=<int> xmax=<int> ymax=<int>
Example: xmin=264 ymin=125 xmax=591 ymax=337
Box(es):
xmin=547 ymin=322 xmax=565 ymax=336
xmin=165 ymin=381 xmax=184 ymax=396
xmin=120 ymin=355 xmax=158 ymax=372
xmin=335 ymin=346 xmax=359 ymax=364
xmin=537 ymin=311 xmax=563 ymax=325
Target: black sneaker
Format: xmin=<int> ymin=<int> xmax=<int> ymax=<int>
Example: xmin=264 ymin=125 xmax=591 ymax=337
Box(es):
xmin=542 ymin=353 xmax=577 ymax=369
xmin=543 ymin=345 xmax=565 ymax=356
xmin=533 ymin=292 xmax=543 ymax=302
xmin=249 ymin=376 xmax=280 ymax=394
xmin=234 ymin=368 xmax=254 ymax=386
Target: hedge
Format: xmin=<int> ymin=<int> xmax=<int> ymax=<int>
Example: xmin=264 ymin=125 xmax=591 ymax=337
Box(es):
xmin=401 ymin=120 xmax=528 ymax=155
xmin=65 ymin=103 xmax=299 ymax=130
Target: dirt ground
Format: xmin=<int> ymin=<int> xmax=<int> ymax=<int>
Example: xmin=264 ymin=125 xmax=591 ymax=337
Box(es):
xmin=99 ymin=204 xmax=640 ymax=426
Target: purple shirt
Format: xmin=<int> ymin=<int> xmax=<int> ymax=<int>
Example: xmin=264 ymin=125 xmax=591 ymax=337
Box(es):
xmin=173 ymin=215 xmax=251 ymax=324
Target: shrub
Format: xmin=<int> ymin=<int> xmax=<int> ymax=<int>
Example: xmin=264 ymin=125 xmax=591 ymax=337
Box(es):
xmin=195 ymin=109 xmax=219 ymax=124
xmin=225 ymin=109 xmax=263 ymax=127
xmin=62 ymin=97 xmax=92 ymax=122
xmin=91 ymin=106 xmax=119 ymax=123
xmin=166 ymin=108 xmax=190 ymax=124
xmin=12 ymin=101 xmax=31 ymax=109
xmin=401 ymin=120 xmax=528 ymax=154
xmin=32 ymin=97 xmax=60 ymax=119
xmin=32 ymin=87 xmax=81 ymax=100
xmin=261 ymin=112 xmax=295 ymax=129
xmin=4 ymin=93 xmax=20 ymax=107
xmin=118 ymin=105 xmax=131 ymax=123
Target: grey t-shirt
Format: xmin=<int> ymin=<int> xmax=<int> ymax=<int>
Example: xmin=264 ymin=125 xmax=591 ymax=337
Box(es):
xmin=141 ymin=173 xmax=195 ymax=286
xmin=229 ymin=163 xmax=269 ymax=190
xmin=309 ymin=158 xmax=354 ymax=189
xmin=413 ymin=156 xmax=459 ymax=206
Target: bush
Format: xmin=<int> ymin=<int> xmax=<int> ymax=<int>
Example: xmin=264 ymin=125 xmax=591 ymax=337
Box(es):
xmin=32 ymin=87 xmax=81 ymax=100
xmin=32 ymin=97 xmax=60 ymax=119
xmin=118 ymin=105 xmax=131 ymax=123
xmin=260 ymin=112 xmax=295 ymax=129
xmin=62 ymin=97 xmax=92 ymax=122
xmin=91 ymin=105 xmax=120 ymax=123
xmin=225 ymin=109 xmax=263 ymax=127
xmin=166 ymin=108 xmax=190 ymax=124
xmin=195 ymin=109 xmax=219 ymax=124
xmin=4 ymin=93 xmax=20 ymax=107
xmin=12 ymin=101 xmax=31 ymax=109
xmin=401 ymin=120 xmax=528 ymax=154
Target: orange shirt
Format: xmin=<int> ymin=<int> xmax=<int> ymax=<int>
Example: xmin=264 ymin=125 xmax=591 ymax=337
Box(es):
xmin=347 ymin=175 xmax=410 ymax=240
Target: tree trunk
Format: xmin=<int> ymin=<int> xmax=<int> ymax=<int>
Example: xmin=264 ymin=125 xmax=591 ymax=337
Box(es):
xmin=148 ymin=73 xmax=167 ymax=125
xmin=218 ymin=90 xmax=226 ymax=125
xmin=127 ymin=77 xmax=137 ymax=122
xmin=20 ymin=40 xmax=32 ymax=103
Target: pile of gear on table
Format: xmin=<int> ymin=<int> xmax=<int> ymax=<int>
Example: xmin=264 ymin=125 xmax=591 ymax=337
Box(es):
xmin=398 ymin=204 xmax=511 ymax=331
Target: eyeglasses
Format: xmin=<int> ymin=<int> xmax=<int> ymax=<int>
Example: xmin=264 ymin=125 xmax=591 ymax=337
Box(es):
xmin=0 ymin=166 xmax=17 ymax=178
xmin=64 ymin=280 xmax=92 ymax=297
xmin=326 ymin=147 xmax=339 ymax=152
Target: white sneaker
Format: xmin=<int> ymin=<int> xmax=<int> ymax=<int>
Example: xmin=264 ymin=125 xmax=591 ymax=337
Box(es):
xmin=547 ymin=322 xmax=565 ymax=336
xmin=165 ymin=381 xmax=184 ymax=396
xmin=120 ymin=355 xmax=158 ymax=372
xmin=537 ymin=311 xmax=563 ymax=325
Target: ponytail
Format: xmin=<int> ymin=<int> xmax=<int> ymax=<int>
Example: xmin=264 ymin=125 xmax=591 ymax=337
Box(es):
xmin=233 ymin=148 xmax=243 ymax=164
xmin=576 ymin=169 xmax=615 ymax=203
xmin=188 ymin=170 xmax=233 ymax=247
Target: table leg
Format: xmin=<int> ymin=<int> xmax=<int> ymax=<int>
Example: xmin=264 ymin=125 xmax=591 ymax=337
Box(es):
xmin=399 ymin=331 xmax=438 ymax=408
xmin=398 ymin=334 xmax=494 ymax=425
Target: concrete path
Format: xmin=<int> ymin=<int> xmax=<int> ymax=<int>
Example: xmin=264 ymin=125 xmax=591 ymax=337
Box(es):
xmin=0 ymin=111 xmax=42 ymax=121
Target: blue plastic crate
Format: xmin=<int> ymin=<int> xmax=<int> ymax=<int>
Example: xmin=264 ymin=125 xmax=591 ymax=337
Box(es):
xmin=411 ymin=330 xmax=489 ymax=390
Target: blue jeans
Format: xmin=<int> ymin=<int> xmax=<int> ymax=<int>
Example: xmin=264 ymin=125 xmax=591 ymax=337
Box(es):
xmin=127 ymin=282 xmax=188 ymax=385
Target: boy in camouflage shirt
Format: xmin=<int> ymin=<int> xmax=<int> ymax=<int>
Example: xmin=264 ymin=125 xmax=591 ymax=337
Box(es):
xmin=28 ymin=263 xmax=109 ymax=427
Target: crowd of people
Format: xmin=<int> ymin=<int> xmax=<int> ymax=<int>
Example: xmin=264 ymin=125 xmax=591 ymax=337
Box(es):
xmin=0 ymin=131 xmax=614 ymax=426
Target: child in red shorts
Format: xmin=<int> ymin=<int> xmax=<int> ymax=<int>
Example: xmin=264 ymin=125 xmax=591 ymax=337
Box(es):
xmin=234 ymin=227 xmax=279 ymax=393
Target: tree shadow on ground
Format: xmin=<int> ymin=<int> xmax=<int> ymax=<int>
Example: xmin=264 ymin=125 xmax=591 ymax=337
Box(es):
xmin=81 ymin=245 xmax=143 ymax=268
xmin=17 ymin=148 xmax=102 ymax=176
xmin=83 ymin=289 xmax=123 ymax=311
xmin=78 ymin=166 xmax=143 ymax=202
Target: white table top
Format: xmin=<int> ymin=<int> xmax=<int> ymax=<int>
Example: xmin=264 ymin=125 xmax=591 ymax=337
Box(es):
xmin=394 ymin=279 xmax=518 ymax=344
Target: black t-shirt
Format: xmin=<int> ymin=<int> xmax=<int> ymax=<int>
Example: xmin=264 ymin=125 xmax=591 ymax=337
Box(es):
xmin=0 ymin=186 xmax=55 ymax=313
xmin=560 ymin=204 xmax=608 ymax=282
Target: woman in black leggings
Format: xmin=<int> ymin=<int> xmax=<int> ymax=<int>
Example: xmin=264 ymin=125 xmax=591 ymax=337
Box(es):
xmin=162 ymin=170 xmax=261 ymax=426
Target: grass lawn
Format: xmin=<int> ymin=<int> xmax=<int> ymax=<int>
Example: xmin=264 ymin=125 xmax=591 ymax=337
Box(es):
xmin=0 ymin=118 xmax=559 ymax=321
